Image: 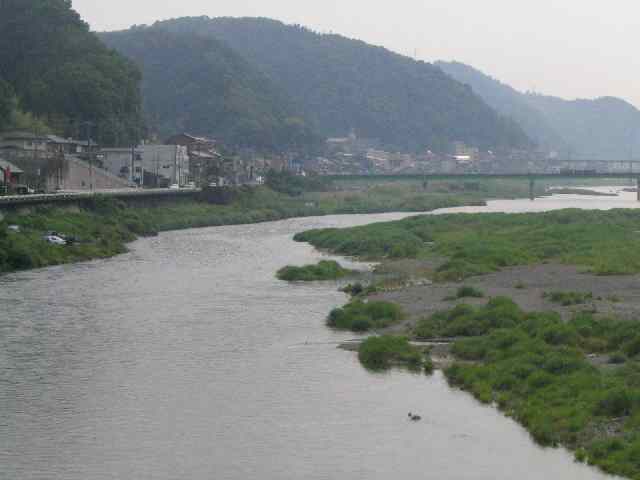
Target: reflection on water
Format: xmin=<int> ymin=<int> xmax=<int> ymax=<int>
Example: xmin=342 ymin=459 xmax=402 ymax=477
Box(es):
xmin=1 ymin=192 xmax=631 ymax=480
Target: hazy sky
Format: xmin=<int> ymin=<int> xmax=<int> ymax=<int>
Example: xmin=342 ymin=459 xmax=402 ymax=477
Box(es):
xmin=73 ymin=0 xmax=640 ymax=107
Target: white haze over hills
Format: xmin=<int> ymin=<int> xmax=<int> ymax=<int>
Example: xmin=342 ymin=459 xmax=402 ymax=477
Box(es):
xmin=437 ymin=61 xmax=640 ymax=160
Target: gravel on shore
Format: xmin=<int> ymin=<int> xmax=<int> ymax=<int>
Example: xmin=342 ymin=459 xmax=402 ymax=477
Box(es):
xmin=372 ymin=263 xmax=640 ymax=334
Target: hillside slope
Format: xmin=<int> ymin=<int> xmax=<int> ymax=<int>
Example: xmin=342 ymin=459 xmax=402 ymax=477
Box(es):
xmin=144 ymin=16 xmax=531 ymax=153
xmin=436 ymin=61 xmax=565 ymax=152
xmin=101 ymin=27 xmax=319 ymax=152
xmin=0 ymin=0 xmax=143 ymax=145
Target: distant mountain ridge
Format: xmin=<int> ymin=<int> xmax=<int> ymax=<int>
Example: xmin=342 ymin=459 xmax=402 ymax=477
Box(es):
xmin=436 ymin=61 xmax=640 ymax=160
xmin=105 ymin=17 xmax=531 ymax=153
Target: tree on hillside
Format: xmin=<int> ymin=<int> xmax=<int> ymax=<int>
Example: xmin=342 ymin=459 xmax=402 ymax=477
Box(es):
xmin=151 ymin=17 xmax=532 ymax=153
xmin=0 ymin=78 xmax=16 ymax=130
xmin=0 ymin=0 xmax=143 ymax=145
xmin=101 ymin=27 xmax=321 ymax=153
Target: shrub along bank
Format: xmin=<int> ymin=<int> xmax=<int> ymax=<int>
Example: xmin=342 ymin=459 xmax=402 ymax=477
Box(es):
xmin=277 ymin=260 xmax=355 ymax=281
xmin=415 ymin=298 xmax=640 ymax=479
xmin=328 ymin=299 xmax=404 ymax=332
xmin=358 ymin=336 xmax=425 ymax=372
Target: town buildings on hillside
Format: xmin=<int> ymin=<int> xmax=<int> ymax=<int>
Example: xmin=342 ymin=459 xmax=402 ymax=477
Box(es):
xmin=0 ymin=131 xmax=226 ymax=193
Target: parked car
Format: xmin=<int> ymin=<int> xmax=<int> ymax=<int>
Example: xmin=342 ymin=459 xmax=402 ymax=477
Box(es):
xmin=15 ymin=185 xmax=35 ymax=195
xmin=169 ymin=184 xmax=180 ymax=190
xmin=43 ymin=234 xmax=67 ymax=245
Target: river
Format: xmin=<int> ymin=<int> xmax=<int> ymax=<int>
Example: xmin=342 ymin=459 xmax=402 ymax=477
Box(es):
xmin=1 ymin=188 xmax=634 ymax=480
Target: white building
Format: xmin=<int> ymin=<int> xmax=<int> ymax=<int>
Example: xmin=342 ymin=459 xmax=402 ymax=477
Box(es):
xmin=141 ymin=144 xmax=189 ymax=187
xmin=101 ymin=145 xmax=189 ymax=187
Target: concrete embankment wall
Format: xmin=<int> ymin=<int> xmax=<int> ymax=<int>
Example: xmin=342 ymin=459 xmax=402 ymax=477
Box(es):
xmin=0 ymin=189 xmax=203 ymax=219
xmin=51 ymin=156 xmax=134 ymax=191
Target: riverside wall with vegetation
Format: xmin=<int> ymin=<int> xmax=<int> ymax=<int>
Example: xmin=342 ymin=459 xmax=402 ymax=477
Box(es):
xmin=0 ymin=175 xmax=546 ymax=275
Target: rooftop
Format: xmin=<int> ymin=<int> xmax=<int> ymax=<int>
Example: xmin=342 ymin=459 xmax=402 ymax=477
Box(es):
xmin=0 ymin=158 xmax=25 ymax=174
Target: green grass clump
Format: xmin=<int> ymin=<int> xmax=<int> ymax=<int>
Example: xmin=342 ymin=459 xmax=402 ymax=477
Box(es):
xmin=456 ymin=285 xmax=485 ymax=299
xmin=340 ymin=282 xmax=381 ymax=297
xmin=277 ymin=260 xmax=354 ymax=281
xmin=544 ymin=291 xmax=594 ymax=306
xmin=414 ymin=297 xmax=525 ymax=339
xmin=295 ymin=209 xmax=640 ymax=281
xmin=328 ymin=300 xmax=404 ymax=332
xmin=358 ymin=335 xmax=424 ymax=371
xmin=432 ymin=299 xmax=640 ymax=479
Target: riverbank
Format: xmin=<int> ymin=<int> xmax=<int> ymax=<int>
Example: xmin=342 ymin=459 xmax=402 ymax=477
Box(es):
xmin=293 ymin=205 xmax=640 ymax=479
xmin=0 ymin=178 xmax=547 ymax=275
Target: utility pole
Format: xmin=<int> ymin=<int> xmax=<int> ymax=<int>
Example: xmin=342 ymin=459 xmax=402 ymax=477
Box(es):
xmin=131 ymin=144 xmax=135 ymax=185
xmin=80 ymin=121 xmax=95 ymax=192
xmin=174 ymin=145 xmax=178 ymax=186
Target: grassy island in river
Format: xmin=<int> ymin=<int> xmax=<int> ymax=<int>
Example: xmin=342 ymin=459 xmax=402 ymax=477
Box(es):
xmin=277 ymin=260 xmax=355 ymax=281
xmin=295 ymin=209 xmax=640 ymax=280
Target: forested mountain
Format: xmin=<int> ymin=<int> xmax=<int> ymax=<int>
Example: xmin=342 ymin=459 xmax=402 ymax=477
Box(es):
xmin=0 ymin=0 xmax=143 ymax=145
xmin=437 ymin=61 xmax=640 ymax=159
xmin=100 ymin=27 xmax=319 ymax=152
xmin=0 ymin=78 xmax=16 ymax=131
xmin=124 ymin=17 xmax=531 ymax=153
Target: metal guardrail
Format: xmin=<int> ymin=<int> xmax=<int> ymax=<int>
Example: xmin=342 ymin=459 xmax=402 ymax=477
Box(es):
xmin=0 ymin=188 xmax=201 ymax=206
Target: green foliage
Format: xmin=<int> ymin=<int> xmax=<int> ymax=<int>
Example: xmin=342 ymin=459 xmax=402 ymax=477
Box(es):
xmin=434 ymin=298 xmax=640 ymax=478
xmin=340 ymin=283 xmax=365 ymax=297
xmin=456 ymin=286 xmax=485 ymax=299
xmin=544 ymin=291 xmax=593 ymax=306
xmin=266 ymin=170 xmax=331 ymax=196
xmin=132 ymin=17 xmax=531 ymax=153
xmin=296 ymin=209 xmax=640 ymax=280
xmin=358 ymin=336 xmax=423 ymax=371
xmin=276 ymin=260 xmax=354 ymax=282
xmin=101 ymin=27 xmax=320 ymax=152
xmin=0 ymin=77 xmax=16 ymax=130
xmin=328 ymin=300 xmax=404 ymax=332
xmin=0 ymin=201 xmax=145 ymax=273
xmin=295 ymin=224 xmax=424 ymax=260
xmin=0 ymin=0 xmax=143 ymax=144
xmin=415 ymin=297 xmax=525 ymax=339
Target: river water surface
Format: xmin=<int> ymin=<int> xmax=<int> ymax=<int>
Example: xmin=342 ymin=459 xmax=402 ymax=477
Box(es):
xmin=2 ymin=188 xmax=635 ymax=479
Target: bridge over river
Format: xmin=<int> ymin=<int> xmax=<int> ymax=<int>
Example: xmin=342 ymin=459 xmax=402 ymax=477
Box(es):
xmin=331 ymin=171 xmax=640 ymax=201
